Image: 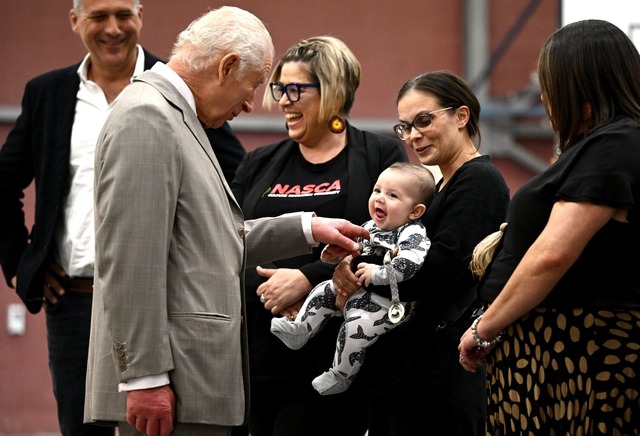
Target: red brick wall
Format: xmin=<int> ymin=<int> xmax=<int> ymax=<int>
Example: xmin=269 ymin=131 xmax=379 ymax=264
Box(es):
xmin=0 ymin=1 xmax=557 ymax=432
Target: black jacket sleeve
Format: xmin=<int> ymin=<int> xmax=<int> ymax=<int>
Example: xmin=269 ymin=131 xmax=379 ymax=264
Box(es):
xmin=367 ymin=157 xmax=510 ymax=316
xmin=204 ymin=122 xmax=246 ymax=185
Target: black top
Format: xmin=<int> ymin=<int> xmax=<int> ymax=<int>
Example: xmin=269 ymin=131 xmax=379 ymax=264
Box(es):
xmin=479 ymin=117 xmax=640 ymax=308
xmin=231 ymin=123 xmax=408 ymax=380
xmin=253 ymin=145 xmax=348 ymax=220
xmin=360 ymin=154 xmax=510 ymax=396
xmin=369 ymin=155 xmax=511 ymax=322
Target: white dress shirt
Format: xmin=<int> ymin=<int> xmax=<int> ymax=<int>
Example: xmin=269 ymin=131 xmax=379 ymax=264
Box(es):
xmin=53 ymin=45 xmax=145 ymax=278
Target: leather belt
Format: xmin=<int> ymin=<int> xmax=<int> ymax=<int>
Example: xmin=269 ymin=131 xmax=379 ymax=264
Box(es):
xmin=62 ymin=277 xmax=94 ymax=294
xmin=47 ymin=262 xmax=94 ymax=294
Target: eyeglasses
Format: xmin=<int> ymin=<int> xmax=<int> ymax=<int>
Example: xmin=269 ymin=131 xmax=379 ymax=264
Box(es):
xmin=393 ymin=107 xmax=454 ymax=140
xmin=270 ymin=82 xmax=320 ymax=102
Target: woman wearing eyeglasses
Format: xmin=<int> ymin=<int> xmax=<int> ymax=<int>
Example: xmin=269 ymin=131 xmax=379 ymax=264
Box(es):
xmin=332 ymin=70 xmax=510 ymax=435
xmin=230 ymin=36 xmax=407 ymax=436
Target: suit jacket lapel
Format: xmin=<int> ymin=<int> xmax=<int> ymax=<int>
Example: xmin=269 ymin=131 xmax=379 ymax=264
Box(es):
xmin=55 ymin=66 xmax=82 ymax=158
xmin=133 ymin=71 xmax=239 ymax=208
xmin=56 ymin=49 xmax=160 ymax=162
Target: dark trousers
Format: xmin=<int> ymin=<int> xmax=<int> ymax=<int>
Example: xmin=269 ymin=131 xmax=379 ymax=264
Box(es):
xmin=239 ymin=378 xmax=368 ymax=436
xmin=46 ymin=292 xmax=114 ymax=436
xmin=365 ymin=307 xmax=487 ymax=436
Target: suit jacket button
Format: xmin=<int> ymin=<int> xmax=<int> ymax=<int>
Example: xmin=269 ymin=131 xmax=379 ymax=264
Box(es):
xmin=238 ymin=228 xmax=245 ymax=238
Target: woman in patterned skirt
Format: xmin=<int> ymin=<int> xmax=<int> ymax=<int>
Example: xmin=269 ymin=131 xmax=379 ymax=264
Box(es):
xmin=459 ymin=19 xmax=640 ymax=435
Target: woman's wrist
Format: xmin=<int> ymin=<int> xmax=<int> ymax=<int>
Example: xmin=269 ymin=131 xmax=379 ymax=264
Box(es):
xmin=471 ymin=314 xmax=502 ymax=348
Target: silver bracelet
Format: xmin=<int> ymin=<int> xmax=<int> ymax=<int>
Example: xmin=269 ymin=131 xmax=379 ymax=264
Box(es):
xmin=471 ymin=314 xmax=502 ymax=349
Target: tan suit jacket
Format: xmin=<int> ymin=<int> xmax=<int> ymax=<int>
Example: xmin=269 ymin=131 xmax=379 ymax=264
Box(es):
xmin=85 ymin=71 xmax=312 ymax=426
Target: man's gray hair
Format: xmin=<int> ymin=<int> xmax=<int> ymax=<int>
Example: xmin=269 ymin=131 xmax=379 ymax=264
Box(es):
xmin=73 ymin=0 xmax=140 ymax=14
xmin=170 ymin=6 xmax=273 ymax=79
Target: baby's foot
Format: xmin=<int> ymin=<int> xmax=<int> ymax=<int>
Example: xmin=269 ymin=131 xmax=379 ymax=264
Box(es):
xmin=270 ymin=317 xmax=312 ymax=350
xmin=312 ymin=368 xmax=351 ymax=395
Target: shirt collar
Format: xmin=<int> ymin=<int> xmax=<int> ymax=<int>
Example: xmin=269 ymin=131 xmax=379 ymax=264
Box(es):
xmin=76 ymin=44 xmax=146 ymax=83
xmin=149 ymin=61 xmax=197 ymax=115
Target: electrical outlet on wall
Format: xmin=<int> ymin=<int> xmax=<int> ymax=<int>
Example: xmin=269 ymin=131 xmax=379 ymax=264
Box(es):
xmin=7 ymin=303 xmax=26 ymax=336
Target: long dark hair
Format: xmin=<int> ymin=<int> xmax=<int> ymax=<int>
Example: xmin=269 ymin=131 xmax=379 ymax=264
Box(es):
xmin=537 ymin=19 xmax=640 ymax=152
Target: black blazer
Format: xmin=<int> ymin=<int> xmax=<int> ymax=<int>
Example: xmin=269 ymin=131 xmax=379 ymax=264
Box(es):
xmin=0 ymin=48 xmax=245 ymax=313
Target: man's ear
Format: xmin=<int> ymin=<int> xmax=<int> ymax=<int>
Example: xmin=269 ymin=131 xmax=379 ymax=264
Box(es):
xmin=218 ymin=53 xmax=240 ymax=83
xmin=409 ymin=203 xmax=427 ymax=221
xmin=69 ymin=8 xmax=79 ymax=33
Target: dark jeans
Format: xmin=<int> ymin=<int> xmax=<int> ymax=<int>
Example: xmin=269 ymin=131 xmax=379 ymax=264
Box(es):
xmin=46 ymin=291 xmax=114 ymax=436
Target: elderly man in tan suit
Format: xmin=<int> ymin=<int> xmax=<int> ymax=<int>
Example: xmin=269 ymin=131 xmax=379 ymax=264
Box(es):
xmin=84 ymin=6 xmax=368 ymax=436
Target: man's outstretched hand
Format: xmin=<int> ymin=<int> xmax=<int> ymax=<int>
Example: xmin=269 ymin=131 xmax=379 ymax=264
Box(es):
xmin=311 ymin=217 xmax=368 ymax=258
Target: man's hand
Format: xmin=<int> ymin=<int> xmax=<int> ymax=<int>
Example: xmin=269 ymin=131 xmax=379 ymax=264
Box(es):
xmin=126 ymin=385 xmax=175 ymax=436
xmin=42 ymin=262 xmax=67 ymax=307
xmin=311 ymin=217 xmax=368 ymax=258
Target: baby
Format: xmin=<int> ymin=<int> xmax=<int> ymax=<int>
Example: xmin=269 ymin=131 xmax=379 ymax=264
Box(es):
xmin=271 ymin=162 xmax=435 ymax=394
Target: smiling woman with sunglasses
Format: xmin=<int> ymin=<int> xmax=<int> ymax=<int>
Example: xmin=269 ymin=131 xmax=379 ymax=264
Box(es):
xmin=230 ymin=36 xmax=407 ymax=436
xmin=332 ymin=70 xmax=510 ymax=435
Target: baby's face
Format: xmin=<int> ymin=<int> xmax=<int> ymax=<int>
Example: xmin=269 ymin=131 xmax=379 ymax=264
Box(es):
xmin=368 ymin=169 xmax=420 ymax=231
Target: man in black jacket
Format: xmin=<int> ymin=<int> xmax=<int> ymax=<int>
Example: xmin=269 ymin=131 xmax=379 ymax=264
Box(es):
xmin=0 ymin=1 xmax=244 ymax=434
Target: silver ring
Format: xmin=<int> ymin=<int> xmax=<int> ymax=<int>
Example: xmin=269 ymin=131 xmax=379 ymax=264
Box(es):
xmin=459 ymin=354 xmax=464 ymax=361
xmin=260 ymin=293 xmax=266 ymax=304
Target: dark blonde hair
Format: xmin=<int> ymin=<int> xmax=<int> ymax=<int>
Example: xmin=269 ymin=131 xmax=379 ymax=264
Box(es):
xmin=263 ymin=36 xmax=361 ymax=121
xmin=537 ymin=19 xmax=640 ymax=152
xmin=469 ymin=223 xmax=507 ymax=278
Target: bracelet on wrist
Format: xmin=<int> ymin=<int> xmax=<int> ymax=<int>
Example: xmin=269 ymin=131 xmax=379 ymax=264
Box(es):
xmin=471 ymin=314 xmax=502 ymax=349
